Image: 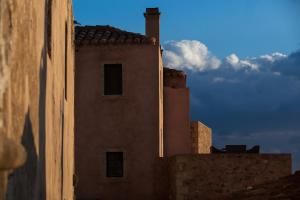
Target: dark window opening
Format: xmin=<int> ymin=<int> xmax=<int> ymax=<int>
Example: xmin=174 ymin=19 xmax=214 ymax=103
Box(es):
xmin=104 ymin=64 xmax=122 ymax=95
xmin=47 ymin=0 xmax=53 ymax=57
xmin=106 ymin=152 xmax=124 ymax=177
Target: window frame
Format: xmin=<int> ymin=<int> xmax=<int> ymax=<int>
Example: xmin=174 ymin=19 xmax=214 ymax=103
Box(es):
xmin=47 ymin=0 xmax=53 ymax=58
xmin=103 ymin=64 xmax=123 ymax=96
xmin=105 ymin=151 xmax=124 ymax=178
xmin=102 ymin=149 xmax=127 ymax=182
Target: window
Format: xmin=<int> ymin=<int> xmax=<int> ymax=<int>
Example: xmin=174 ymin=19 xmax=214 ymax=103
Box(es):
xmin=47 ymin=0 xmax=53 ymax=57
xmin=104 ymin=64 xmax=122 ymax=95
xmin=106 ymin=152 xmax=124 ymax=177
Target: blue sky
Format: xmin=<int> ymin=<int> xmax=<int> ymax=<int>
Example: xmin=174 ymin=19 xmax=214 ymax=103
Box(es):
xmin=74 ymin=0 xmax=300 ymax=58
xmin=74 ymin=0 xmax=300 ymax=171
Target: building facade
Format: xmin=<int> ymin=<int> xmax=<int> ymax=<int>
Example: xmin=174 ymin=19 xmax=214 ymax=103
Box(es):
xmin=74 ymin=7 xmax=292 ymax=200
xmin=75 ymin=8 xmax=163 ymax=200
xmin=0 ymin=3 xmax=293 ymax=200
xmin=0 ymin=0 xmax=75 ymax=199
xmin=163 ymin=68 xmax=192 ymax=156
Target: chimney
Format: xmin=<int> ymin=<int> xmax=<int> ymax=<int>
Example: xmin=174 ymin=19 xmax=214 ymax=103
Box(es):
xmin=144 ymin=8 xmax=160 ymax=45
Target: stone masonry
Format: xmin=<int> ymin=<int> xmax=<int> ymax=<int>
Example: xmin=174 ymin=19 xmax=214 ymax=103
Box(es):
xmin=168 ymin=154 xmax=291 ymax=200
xmin=190 ymin=121 xmax=212 ymax=154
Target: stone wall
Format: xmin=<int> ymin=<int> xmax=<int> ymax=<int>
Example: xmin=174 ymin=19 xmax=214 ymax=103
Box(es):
xmin=190 ymin=121 xmax=212 ymax=154
xmin=220 ymin=171 xmax=300 ymax=200
xmin=0 ymin=0 xmax=74 ymax=199
xmin=168 ymin=154 xmax=291 ymax=200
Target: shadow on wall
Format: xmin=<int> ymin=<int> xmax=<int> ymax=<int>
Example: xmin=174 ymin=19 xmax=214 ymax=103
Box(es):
xmin=6 ymin=45 xmax=47 ymax=199
xmin=6 ymin=113 xmax=38 ymax=199
xmin=37 ymin=35 xmax=47 ymax=200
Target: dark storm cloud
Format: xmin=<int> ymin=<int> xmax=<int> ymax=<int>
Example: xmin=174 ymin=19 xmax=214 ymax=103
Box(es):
xmin=163 ymin=40 xmax=300 ymax=170
xmin=273 ymin=50 xmax=300 ymax=79
xmin=187 ymin=65 xmax=300 ymax=134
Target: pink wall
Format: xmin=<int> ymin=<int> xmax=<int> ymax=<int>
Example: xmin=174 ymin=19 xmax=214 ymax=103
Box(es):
xmin=75 ymin=44 xmax=163 ymax=200
xmin=163 ymin=69 xmax=192 ymax=156
xmin=164 ymin=87 xmax=191 ymax=156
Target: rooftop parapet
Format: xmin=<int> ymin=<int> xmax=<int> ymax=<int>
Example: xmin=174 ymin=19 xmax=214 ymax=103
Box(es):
xmin=163 ymin=68 xmax=187 ymax=88
xmin=211 ymin=145 xmax=260 ymax=154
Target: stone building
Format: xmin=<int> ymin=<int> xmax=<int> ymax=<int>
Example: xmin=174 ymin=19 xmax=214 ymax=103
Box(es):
xmin=163 ymin=68 xmax=212 ymax=156
xmin=75 ymin=8 xmax=164 ymax=200
xmin=75 ymin=7 xmax=292 ymax=200
xmin=0 ymin=2 xmax=293 ymax=200
xmin=163 ymin=68 xmax=191 ymax=156
xmin=0 ymin=0 xmax=75 ymax=199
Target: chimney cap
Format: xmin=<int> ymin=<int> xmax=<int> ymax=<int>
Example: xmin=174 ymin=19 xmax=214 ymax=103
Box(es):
xmin=144 ymin=7 xmax=160 ymax=16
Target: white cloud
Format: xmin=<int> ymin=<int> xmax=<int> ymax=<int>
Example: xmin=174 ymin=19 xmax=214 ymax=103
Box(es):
xmin=273 ymin=71 xmax=281 ymax=76
xmin=225 ymin=54 xmax=259 ymax=71
xmin=163 ymin=40 xmax=221 ymax=71
xmin=223 ymin=52 xmax=288 ymax=71
xmin=226 ymin=54 xmax=239 ymax=66
xmin=212 ymin=76 xmax=240 ymax=84
xmin=260 ymin=52 xmax=287 ymax=62
xmin=212 ymin=77 xmax=225 ymax=83
xmin=163 ymin=40 xmax=288 ymax=73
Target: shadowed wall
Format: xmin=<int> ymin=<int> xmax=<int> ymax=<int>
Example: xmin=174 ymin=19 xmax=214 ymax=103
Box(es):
xmin=0 ymin=0 xmax=75 ymax=199
xmin=168 ymin=154 xmax=291 ymax=200
xmin=75 ymin=43 xmax=163 ymax=200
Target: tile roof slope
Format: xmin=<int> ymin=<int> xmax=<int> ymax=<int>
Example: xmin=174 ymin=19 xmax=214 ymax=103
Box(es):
xmin=75 ymin=25 xmax=155 ymax=46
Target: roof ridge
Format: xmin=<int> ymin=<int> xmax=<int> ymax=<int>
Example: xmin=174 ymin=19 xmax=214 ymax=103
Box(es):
xmin=75 ymin=25 xmax=155 ymax=46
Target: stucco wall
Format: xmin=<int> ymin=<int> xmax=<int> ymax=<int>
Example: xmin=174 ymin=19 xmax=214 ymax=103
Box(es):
xmin=163 ymin=68 xmax=191 ymax=157
xmin=168 ymin=154 xmax=291 ymax=200
xmin=75 ymin=44 xmax=163 ymax=200
xmin=190 ymin=121 xmax=212 ymax=154
xmin=164 ymin=87 xmax=191 ymax=156
xmin=0 ymin=0 xmax=74 ymax=199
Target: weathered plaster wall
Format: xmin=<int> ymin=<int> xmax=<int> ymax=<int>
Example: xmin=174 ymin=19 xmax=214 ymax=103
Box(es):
xmin=168 ymin=154 xmax=291 ymax=200
xmin=164 ymin=68 xmax=192 ymax=156
xmin=190 ymin=121 xmax=212 ymax=154
xmin=164 ymin=88 xmax=191 ymax=156
xmin=75 ymin=44 xmax=163 ymax=200
xmin=0 ymin=0 xmax=74 ymax=199
xmin=0 ymin=1 xmax=11 ymax=129
xmin=158 ymin=51 xmax=164 ymax=157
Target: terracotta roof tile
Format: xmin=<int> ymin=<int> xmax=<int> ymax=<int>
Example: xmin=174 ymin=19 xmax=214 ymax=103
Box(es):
xmin=75 ymin=25 xmax=155 ymax=46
